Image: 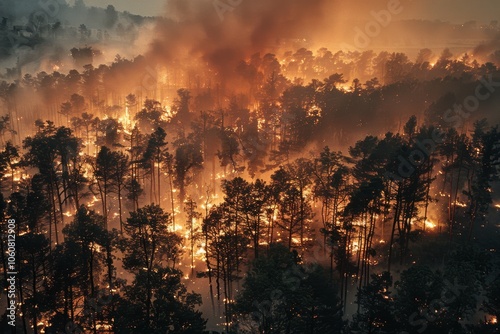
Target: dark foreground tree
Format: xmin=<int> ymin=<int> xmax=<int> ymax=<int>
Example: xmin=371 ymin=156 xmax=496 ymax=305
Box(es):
xmin=113 ymin=267 xmax=206 ymax=333
xmin=352 ymin=271 xmax=395 ymax=334
xmin=393 ymin=266 xmax=444 ymax=334
xmin=234 ymin=243 xmax=343 ymax=334
xmin=116 ymin=204 xmax=206 ymax=333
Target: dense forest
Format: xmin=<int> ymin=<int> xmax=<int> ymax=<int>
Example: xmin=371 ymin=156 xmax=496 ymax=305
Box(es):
xmin=1 ymin=1 xmax=500 ymax=334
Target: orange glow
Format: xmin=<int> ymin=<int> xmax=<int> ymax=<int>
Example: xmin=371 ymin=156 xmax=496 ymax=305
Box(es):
xmin=425 ymin=220 xmax=436 ymax=230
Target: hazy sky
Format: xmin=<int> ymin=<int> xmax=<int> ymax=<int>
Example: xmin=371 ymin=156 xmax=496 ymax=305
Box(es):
xmin=79 ymin=0 xmax=500 ymax=22
xmin=406 ymin=0 xmax=500 ymax=22
xmin=81 ymin=0 xmax=165 ymax=16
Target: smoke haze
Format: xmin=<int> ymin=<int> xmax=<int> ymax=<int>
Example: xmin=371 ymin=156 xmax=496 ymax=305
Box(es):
xmin=148 ymin=0 xmax=333 ymax=77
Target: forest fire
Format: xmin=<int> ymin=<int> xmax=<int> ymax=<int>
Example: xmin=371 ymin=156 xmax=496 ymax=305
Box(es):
xmin=0 ymin=0 xmax=499 ymax=333
xmin=424 ymin=220 xmax=437 ymax=230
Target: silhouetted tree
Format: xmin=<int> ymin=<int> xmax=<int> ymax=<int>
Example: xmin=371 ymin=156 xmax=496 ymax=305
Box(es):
xmin=353 ymin=271 xmax=395 ymax=334
xmin=120 ymin=205 xmax=182 ymax=325
xmin=235 ymin=244 xmax=343 ymax=333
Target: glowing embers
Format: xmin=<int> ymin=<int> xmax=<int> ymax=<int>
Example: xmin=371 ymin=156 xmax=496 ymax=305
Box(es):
xmin=118 ymin=106 xmax=133 ymax=130
xmin=95 ymin=322 xmax=113 ymax=331
xmin=87 ymin=195 xmax=100 ymax=207
xmin=338 ymin=83 xmax=352 ymax=92
xmin=291 ymin=237 xmax=313 ymax=246
xmin=352 ymin=220 xmax=368 ymax=227
xmin=196 ymin=243 xmax=206 ymax=256
xmin=425 ymin=220 xmax=437 ymax=230
xmin=4 ymin=168 xmax=26 ymax=183
xmin=168 ymin=221 xmax=183 ymax=233
xmin=452 ymin=200 xmax=467 ymax=208
xmin=215 ymin=172 xmax=227 ymax=180
xmin=351 ymin=240 xmax=359 ymax=253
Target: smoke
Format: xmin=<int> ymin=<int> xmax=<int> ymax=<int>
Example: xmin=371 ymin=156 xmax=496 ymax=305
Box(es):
xmin=148 ymin=0 xmax=335 ymax=80
xmin=147 ymin=0 xmax=500 ymax=85
xmin=0 ymin=0 xmax=157 ymax=76
xmin=473 ymin=33 xmax=500 ymax=63
xmin=0 ymin=0 xmax=51 ymax=20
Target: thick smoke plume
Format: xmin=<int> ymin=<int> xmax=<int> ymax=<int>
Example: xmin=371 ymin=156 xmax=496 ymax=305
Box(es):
xmin=148 ymin=0 xmax=334 ymax=80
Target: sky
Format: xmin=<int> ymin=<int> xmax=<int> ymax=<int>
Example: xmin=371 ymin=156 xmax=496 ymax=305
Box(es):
xmin=78 ymin=0 xmax=500 ymax=22
xmin=405 ymin=0 xmax=500 ymax=22
xmin=79 ymin=0 xmax=165 ymax=16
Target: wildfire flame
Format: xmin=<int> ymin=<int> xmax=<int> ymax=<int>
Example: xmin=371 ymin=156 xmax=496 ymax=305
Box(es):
xmin=425 ymin=220 xmax=437 ymax=230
